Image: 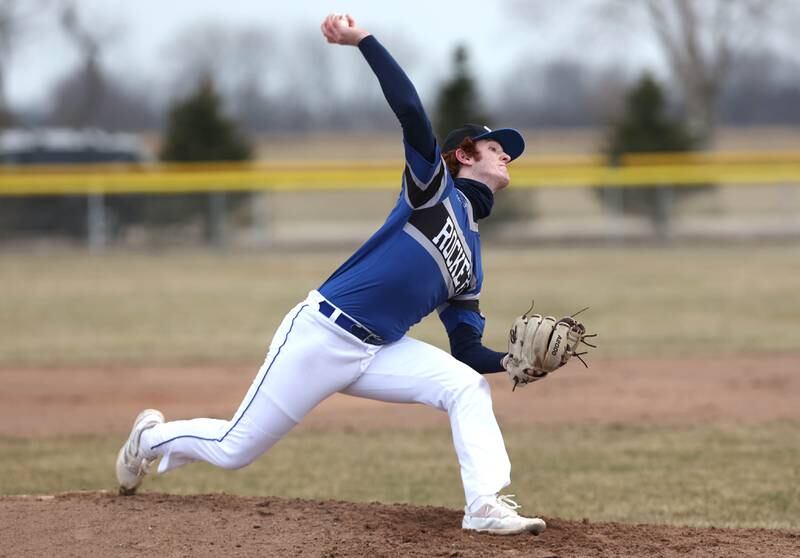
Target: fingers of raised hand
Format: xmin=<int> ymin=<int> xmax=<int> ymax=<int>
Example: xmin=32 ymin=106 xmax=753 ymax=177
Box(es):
xmin=320 ymin=14 xmax=338 ymax=42
xmin=321 ymin=13 xmax=355 ymax=44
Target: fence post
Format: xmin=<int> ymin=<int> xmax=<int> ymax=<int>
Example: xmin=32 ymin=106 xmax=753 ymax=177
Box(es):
xmin=654 ymin=186 xmax=674 ymax=240
xmin=604 ymin=152 xmax=625 ymax=242
xmin=250 ymin=191 xmax=272 ymax=248
xmin=206 ymin=192 xmax=226 ymax=247
xmin=87 ymin=193 xmax=107 ymax=251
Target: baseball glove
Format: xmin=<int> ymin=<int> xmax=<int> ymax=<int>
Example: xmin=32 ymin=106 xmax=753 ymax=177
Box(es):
xmin=504 ymin=302 xmax=597 ymax=390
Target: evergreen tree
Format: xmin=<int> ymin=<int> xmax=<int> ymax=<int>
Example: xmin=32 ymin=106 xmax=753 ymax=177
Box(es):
xmin=434 ymin=46 xmax=489 ymax=141
xmin=598 ymin=73 xmax=703 ymax=230
xmin=608 ymin=73 xmax=692 ymax=157
xmin=155 ymin=77 xmax=253 ymax=244
xmin=160 ymin=76 xmax=251 ymax=162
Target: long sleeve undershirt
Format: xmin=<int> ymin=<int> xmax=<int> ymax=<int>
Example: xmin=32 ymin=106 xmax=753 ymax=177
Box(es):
xmin=449 ymin=324 xmax=506 ymax=374
xmin=358 ymin=35 xmax=437 ymax=163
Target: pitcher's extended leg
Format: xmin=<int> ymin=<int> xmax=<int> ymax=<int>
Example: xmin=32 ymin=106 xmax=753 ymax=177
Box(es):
xmin=341 ymin=336 xmax=511 ymax=508
xmin=139 ymin=299 xmax=374 ymax=475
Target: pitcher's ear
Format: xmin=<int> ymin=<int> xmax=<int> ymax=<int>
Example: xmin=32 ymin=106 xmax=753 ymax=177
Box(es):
xmin=455 ymin=148 xmax=472 ymax=165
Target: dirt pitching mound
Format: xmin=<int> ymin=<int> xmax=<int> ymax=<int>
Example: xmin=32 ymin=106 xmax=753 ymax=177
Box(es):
xmin=2 ymin=492 xmax=798 ymax=558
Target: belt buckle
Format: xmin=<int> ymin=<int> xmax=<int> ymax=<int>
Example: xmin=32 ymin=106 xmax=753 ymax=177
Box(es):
xmin=350 ymin=323 xmax=383 ymax=345
xmin=362 ymin=332 xmax=385 ymax=346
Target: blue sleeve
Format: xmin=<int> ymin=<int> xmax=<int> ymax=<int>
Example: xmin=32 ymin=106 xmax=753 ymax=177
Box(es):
xmin=439 ymin=301 xmax=506 ymax=374
xmin=358 ymin=35 xmax=437 ymax=164
xmin=449 ymin=324 xmax=506 ymax=374
xmin=401 ymin=139 xmax=450 ymax=210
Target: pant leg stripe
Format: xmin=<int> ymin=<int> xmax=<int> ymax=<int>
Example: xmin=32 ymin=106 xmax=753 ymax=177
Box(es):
xmin=151 ymin=304 xmax=309 ymax=450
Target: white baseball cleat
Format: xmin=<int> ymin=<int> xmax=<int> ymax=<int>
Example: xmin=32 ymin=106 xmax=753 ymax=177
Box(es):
xmin=115 ymin=408 xmax=164 ymax=495
xmin=462 ymin=494 xmax=546 ymax=535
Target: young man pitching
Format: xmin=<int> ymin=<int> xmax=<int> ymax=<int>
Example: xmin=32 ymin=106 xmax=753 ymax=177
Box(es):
xmin=117 ymin=14 xmax=556 ymax=535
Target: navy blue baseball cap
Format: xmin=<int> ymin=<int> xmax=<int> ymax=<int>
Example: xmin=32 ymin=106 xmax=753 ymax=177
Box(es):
xmin=442 ymin=124 xmax=525 ymax=161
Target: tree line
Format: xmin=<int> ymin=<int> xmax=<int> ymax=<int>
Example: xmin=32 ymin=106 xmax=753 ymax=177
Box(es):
xmin=1 ymin=0 xmax=799 ymax=136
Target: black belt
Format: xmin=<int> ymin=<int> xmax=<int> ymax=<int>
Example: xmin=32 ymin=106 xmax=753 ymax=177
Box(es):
xmin=318 ymin=300 xmax=385 ymax=345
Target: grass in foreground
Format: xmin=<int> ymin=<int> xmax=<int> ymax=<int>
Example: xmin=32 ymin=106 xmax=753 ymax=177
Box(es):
xmin=1 ymin=245 xmax=799 ymax=366
xmin=2 ymin=422 xmax=798 ymax=530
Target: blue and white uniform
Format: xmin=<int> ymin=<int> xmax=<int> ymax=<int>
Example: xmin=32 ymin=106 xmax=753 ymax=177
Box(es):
xmin=321 ymin=141 xmax=484 ymax=344
xmin=321 ymin=35 xmax=506 ymax=372
xmin=140 ymin=35 xmax=515 ymax=509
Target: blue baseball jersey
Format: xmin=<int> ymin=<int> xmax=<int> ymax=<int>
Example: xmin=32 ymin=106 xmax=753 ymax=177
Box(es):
xmin=319 ymin=141 xmax=485 ymax=344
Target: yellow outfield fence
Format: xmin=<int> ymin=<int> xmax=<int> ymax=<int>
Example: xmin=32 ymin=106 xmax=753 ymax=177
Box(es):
xmin=1 ymin=151 xmax=800 ymax=196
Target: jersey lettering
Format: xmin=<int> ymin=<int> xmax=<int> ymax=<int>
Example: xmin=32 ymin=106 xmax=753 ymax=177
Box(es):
xmin=435 ymin=218 xmax=470 ymax=292
xmin=407 ymin=203 xmax=473 ymax=295
xmin=432 ymin=219 xmax=455 ymax=246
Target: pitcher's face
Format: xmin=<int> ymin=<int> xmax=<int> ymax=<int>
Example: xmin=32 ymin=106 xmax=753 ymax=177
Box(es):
xmin=470 ymin=139 xmax=511 ymax=192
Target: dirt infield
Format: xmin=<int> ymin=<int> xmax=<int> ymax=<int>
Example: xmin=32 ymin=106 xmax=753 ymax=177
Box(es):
xmin=3 ymin=355 xmax=800 ymax=438
xmin=2 ymin=355 xmax=799 ymax=556
xmin=2 ymin=492 xmax=799 ymax=558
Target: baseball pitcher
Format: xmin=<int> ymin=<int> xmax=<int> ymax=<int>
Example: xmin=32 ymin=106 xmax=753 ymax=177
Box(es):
xmin=116 ymin=14 xmax=594 ymax=536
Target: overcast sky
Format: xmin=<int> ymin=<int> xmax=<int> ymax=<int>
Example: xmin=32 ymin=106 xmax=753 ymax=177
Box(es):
xmin=7 ymin=0 xmax=669 ymax=111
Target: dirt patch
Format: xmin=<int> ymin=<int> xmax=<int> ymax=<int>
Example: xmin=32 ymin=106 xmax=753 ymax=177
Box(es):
xmin=1 ymin=492 xmax=798 ymax=558
xmin=2 ymin=355 xmax=799 ymax=438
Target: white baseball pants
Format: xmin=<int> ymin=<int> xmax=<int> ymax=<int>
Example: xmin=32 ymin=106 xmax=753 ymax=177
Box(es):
xmin=141 ymin=290 xmax=511 ymax=507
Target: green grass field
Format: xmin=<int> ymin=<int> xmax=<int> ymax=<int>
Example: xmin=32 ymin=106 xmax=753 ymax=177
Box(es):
xmin=1 ymin=244 xmax=799 ymax=365
xmin=2 ymin=423 xmax=798 ymax=529
xmin=2 ymin=245 xmax=799 ymax=529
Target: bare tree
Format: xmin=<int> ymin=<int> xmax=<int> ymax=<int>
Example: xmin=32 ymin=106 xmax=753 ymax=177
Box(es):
xmin=0 ymin=0 xmax=51 ymax=126
xmin=160 ymin=22 xmax=275 ymax=132
xmin=494 ymin=56 xmax=627 ymax=129
xmin=272 ymin=26 xmax=421 ymax=132
xmin=719 ymin=49 xmax=800 ymax=125
xmin=53 ymin=0 xmax=122 ymax=127
xmin=640 ymin=0 xmax=778 ymax=145
xmin=47 ymin=68 xmax=159 ymax=131
xmin=159 ymin=22 xmax=419 ymax=133
xmin=509 ymin=0 xmax=800 ymax=145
